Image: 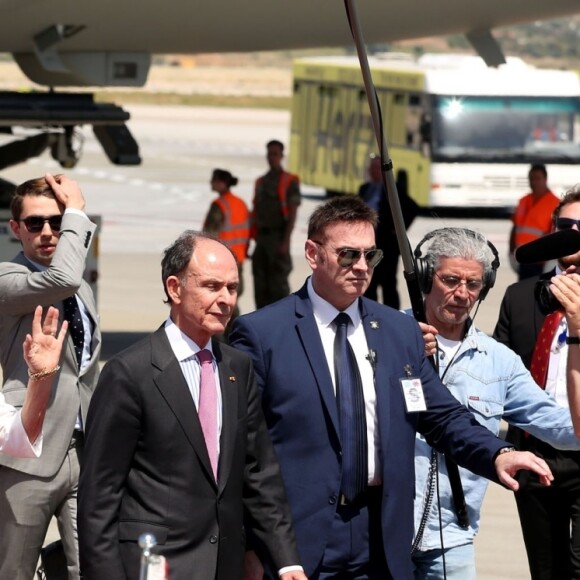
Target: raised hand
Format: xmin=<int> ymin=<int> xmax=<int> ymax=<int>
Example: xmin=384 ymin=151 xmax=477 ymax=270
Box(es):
xmin=23 ymin=305 xmax=68 ymax=375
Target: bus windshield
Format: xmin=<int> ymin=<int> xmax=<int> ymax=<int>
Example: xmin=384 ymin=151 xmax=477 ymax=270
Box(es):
xmin=431 ymin=96 xmax=580 ymax=164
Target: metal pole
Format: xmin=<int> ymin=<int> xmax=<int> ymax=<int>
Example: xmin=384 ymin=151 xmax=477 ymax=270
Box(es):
xmin=343 ymin=0 xmax=425 ymax=321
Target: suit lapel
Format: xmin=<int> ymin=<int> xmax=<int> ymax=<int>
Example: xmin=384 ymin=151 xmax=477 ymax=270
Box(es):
xmin=151 ymin=328 xmax=217 ymax=487
xmin=360 ymin=298 xmax=392 ymax=443
xmin=294 ymin=286 xmax=340 ymax=438
xmin=212 ymin=341 xmax=238 ymax=493
xmin=77 ymin=280 xmax=101 ymax=366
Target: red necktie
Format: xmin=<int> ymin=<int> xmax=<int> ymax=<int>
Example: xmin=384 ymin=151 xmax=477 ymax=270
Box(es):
xmin=530 ymin=311 xmax=564 ymax=388
xmin=196 ymin=349 xmax=219 ymax=481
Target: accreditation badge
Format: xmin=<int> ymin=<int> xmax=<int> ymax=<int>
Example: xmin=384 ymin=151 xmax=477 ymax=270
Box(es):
xmin=400 ymin=377 xmax=427 ymax=413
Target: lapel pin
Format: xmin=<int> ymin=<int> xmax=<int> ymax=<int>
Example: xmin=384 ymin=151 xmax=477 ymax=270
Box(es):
xmin=229 ymin=376 xmax=236 ymax=382
xmin=370 ymin=320 xmax=379 ymax=329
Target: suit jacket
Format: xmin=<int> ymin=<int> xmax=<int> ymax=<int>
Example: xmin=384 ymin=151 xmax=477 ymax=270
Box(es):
xmin=0 ymin=212 xmax=100 ymax=476
xmin=493 ymin=273 xmax=548 ymax=369
xmin=492 ymin=271 xmax=579 ymax=454
xmin=230 ymin=282 xmax=508 ymax=579
xmin=78 ymin=327 xmax=299 ymax=580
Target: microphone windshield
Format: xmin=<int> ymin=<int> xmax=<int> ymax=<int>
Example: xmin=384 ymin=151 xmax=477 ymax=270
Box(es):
xmin=516 ymin=229 xmax=580 ymax=264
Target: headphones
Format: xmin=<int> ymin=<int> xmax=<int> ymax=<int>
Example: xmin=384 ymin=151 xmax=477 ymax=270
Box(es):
xmin=413 ymin=227 xmax=500 ymax=301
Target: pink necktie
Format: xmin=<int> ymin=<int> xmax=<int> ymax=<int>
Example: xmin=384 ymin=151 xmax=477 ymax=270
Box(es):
xmin=196 ymin=349 xmax=218 ymax=480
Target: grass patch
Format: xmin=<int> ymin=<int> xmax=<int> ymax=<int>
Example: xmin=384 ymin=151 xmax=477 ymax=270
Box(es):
xmin=94 ymin=90 xmax=291 ymax=110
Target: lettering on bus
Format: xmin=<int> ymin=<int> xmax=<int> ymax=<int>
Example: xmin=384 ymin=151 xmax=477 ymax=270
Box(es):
xmin=311 ymin=92 xmax=375 ymax=188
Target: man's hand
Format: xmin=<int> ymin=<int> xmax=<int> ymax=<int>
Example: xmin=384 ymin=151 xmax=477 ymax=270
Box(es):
xmin=494 ymin=449 xmax=553 ymax=491
xmin=45 ymin=173 xmax=86 ymax=211
xmin=280 ymin=572 xmax=308 ymax=580
xmin=418 ymin=321 xmax=439 ymax=357
xmin=550 ymin=270 xmax=580 ymax=335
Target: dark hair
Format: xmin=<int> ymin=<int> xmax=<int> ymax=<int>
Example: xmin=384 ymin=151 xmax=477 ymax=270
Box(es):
xmin=10 ymin=175 xmax=62 ymax=221
xmin=211 ymin=169 xmax=239 ymax=188
xmin=266 ymin=139 xmax=284 ymax=152
xmin=161 ymin=230 xmax=233 ymax=304
xmin=529 ymin=163 xmax=547 ymax=178
xmin=552 ymin=184 xmax=580 ymax=226
xmin=307 ymin=196 xmax=378 ymax=240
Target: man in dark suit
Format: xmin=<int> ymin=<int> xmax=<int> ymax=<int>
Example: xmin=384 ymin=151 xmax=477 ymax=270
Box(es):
xmin=230 ymin=196 xmax=553 ymax=580
xmin=494 ymin=186 xmax=580 ymax=580
xmin=358 ymin=156 xmax=418 ymax=308
xmin=78 ymin=232 xmax=306 ymax=580
xmin=0 ymin=174 xmax=100 ymax=580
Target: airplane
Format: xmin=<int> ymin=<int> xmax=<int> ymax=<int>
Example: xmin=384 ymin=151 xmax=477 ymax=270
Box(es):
xmin=0 ymin=0 xmax=578 ymax=171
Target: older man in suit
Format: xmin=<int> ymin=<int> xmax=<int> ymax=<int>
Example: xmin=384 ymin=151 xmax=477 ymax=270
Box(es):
xmin=78 ymin=231 xmax=306 ymax=580
xmin=0 ymin=174 xmax=100 ymax=580
xmin=230 ymin=196 xmax=553 ymax=580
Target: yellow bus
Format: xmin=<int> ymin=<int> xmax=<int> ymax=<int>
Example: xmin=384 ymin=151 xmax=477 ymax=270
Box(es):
xmin=289 ymin=54 xmax=580 ymax=210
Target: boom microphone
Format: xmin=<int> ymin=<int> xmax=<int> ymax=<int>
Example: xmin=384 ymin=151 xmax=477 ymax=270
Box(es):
xmin=516 ymin=229 xmax=580 ymax=264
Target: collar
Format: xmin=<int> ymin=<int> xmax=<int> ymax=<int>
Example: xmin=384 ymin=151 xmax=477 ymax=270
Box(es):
xmin=164 ymin=317 xmax=212 ymax=362
xmin=23 ymin=255 xmax=47 ymax=272
xmin=306 ymin=277 xmax=361 ymax=329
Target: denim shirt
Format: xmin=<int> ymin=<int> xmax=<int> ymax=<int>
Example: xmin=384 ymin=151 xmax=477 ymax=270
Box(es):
xmin=413 ymin=321 xmax=579 ymax=552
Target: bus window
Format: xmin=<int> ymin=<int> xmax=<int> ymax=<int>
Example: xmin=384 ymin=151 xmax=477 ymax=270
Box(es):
xmin=431 ymin=96 xmax=580 ymax=163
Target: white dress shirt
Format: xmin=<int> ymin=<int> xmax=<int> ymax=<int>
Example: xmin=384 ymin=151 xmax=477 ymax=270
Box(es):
xmin=164 ymin=318 xmax=223 ymax=447
xmin=307 ymin=278 xmax=381 ymax=484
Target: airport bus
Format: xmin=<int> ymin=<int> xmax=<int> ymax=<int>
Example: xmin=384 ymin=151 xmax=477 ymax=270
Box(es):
xmin=289 ymin=54 xmax=580 ymax=210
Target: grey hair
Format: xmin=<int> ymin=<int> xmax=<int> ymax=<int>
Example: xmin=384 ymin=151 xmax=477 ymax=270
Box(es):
xmin=420 ymin=228 xmax=496 ymax=280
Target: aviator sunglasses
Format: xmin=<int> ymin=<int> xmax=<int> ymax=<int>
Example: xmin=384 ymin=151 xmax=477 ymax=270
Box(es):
xmin=20 ymin=215 xmax=63 ymax=233
xmin=313 ymin=240 xmax=384 ymax=268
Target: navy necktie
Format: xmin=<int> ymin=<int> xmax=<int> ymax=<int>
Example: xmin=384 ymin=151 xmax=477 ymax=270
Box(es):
xmin=63 ymin=295 xmax=84 ymax=368
xmin=333 ymin=312 xmax=367 ymax=502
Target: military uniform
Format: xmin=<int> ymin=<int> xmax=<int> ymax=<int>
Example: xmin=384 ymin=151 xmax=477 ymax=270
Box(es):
xmin=251 ymin=169 xmax=301 ymax=308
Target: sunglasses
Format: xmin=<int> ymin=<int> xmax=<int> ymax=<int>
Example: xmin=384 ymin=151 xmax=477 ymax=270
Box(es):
xmin=313 ymin=240 xmax=383 ymax=268
xmin=20 ymin=215 xmax=63 ymax=233
xmin=556 ymin=217 xmax=580 ymax=230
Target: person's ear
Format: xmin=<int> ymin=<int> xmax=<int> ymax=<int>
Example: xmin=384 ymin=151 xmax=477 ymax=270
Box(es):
xmin=166 ymin=276 xmax=183 ymax=304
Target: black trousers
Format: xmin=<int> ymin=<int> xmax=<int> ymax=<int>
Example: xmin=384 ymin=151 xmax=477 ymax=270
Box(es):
xmin=515 ymin=438 xmax=580 ymax=580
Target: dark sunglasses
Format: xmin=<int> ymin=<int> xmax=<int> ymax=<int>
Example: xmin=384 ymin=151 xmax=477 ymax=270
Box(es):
xmin=313 ymin=240 xmax=383 ymax=268
xmin=20 ymin=215 xmax=62 ymax=233
xmin=556 ymin=217 xmax=580 ymax=230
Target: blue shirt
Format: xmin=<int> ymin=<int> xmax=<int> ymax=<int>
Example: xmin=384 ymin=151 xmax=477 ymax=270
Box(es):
xmin=412 ymin=320 xmax=579 ymax=551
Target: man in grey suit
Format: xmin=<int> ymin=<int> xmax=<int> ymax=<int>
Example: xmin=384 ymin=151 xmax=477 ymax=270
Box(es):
xmin=0 ymin=174 xmax=101 ymax=579
xmin=78 ymin=231 xmax=305 ymax=580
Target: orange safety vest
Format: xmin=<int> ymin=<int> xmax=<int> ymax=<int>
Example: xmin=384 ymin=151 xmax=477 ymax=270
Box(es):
xmin=251 ymin=170 xmax=299 ymax=238
xmin=512 ymin=191 xmax=560 ymax=248
xmin=214 ymin=192 xmax=250 ymax=263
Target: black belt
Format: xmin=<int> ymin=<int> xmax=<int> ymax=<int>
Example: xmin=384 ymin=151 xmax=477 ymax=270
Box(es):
xmin=69 ymin=430 xmax=84 ymax=449
xmin=337 ymin=486 xmax=383 ymax=510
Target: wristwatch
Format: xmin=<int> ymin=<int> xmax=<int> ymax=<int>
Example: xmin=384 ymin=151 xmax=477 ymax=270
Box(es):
xmin=497 ymin=446 xmax=516 ymax=455
xmin=566 ymin=336 xmax=580 ymax=345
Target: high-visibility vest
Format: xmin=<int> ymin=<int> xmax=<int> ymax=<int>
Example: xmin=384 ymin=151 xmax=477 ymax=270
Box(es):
xmin=214 ymin=192 xmax=250 ymax=263
xmin=512 ymin=191 xmax=559 ymax=248
xmin=252 ymin=170 xmax=300 ymax=235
